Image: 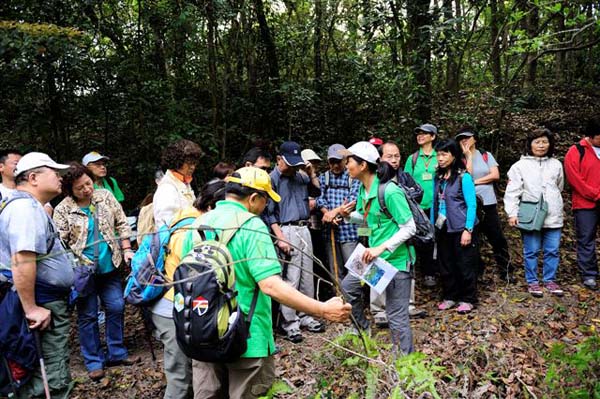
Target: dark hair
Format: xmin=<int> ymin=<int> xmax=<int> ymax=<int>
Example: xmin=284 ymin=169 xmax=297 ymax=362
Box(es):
xmin=349 ymin=155 xmax=378 ymax=174
xmin=224 ymin=172 xmax=268 ymax=200
xmin=378 ymin=141 xmax=399 ymax=157
xmin=193 ymin=179 xmax=226 ymax=212
xmin=434 ymin=139 xmax=463 ymax=182
xmin=61 ymin=162 xmax=96 ymax=197
xmin=161 ymin=139 xmax=203 ymax=171
xmin=585 ymin=117 xmax=600 ymax=138
xmin=242 ymin=147 xmax=271 ymax=166
xmin=525 ymin=128 xmax=555 ymax=157
xmin=376 ymin=162 xmax=397 ymax=184
xmin=0 ymin=149 xmax=22 ymax=164
xmin=213 ymin=162 xmax=235 ymax=179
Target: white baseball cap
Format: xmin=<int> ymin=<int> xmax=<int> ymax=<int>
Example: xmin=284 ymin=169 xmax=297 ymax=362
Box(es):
xmin=340 ymin=141 xmax=380 ymax=165
xmin=14 ymin=152 xmax=70 ymax=177
xmin=301 ymin=149 xmax=322 ymax=162
xmin=82 ymin=151 xmax=110 ymax=166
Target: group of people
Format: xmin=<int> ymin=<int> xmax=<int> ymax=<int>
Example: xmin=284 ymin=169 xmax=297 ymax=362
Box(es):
xmin=1 ymin=115 xmax=599 ymax=399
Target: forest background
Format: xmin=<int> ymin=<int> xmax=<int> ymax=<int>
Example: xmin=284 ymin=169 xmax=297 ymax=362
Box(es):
xmin=1 ymin=1 xmax=600 ymax=397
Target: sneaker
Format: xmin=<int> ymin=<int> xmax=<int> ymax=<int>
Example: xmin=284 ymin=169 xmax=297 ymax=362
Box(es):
xmin=408 ymin=305 xmax=427 ymax=318
xmin=437 ymin=300 xmax=456 ymax=311
xmin=300 ymin=317 xmax=325 ymax=333
xmin=88 ymin=369 xmax=105 ymax=381
xmin=544 ymin=281 xmax=564 ymax=296
xmin=456 ymin=302 xmax=473 ymax=314
xmin=583 ymin=279 xmax=598 ymax=291
xmin=423 ymin=275 xmax=437 ymax=287
xmin=284 ymin=328 xmax=303 ymax=343
xmin=528 ymin=283 xmax=543 ymax=297
xmin=373 ymin=312 xmax=388 ymax=327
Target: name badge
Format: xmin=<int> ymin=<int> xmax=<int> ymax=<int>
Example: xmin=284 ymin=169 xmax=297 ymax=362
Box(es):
xmin=357 ymin=227 xmax=372 ymax=237
xmin=422 ymin=172 xmax=433 ymax=181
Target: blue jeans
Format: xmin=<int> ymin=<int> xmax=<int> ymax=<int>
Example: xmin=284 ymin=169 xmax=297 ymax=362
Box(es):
xmin=77 ymin=271 xmax=128 ymax=371
xmin=521 ymin=228 xmax=561 ymax=284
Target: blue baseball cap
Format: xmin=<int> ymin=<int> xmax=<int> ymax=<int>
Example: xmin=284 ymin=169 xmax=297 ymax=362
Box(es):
xmin=279 ymin=141 xmax=304 ymax=166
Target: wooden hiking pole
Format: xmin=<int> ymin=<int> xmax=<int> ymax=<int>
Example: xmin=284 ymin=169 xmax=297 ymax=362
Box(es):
xmin=330 ymin=228 xmax=341 ymax=295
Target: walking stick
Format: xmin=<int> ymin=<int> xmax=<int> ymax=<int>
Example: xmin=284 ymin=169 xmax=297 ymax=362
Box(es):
xmin=330 ymin=228 xmax=341 ymax=295
xmin=32 ymin=330 xmax=51 ymax=399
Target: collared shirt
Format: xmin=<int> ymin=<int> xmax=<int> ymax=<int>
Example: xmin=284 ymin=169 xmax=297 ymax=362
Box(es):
xmin=404 ymin=148 xmax=437 ymax=210
xmin=182 ymin=200 xmax=281 ymax=358
xmin=316 ymin=170 xmax=359 ymax=243
xmin=355 ymin=176 xmax=415 ymax=272
xmin=265 ymin=168 xmax=310 ymax=225
xmin=153 ymin=169 xmax=196 ymax=227
xmin=95 ymin=177 xmax=125 ymax=203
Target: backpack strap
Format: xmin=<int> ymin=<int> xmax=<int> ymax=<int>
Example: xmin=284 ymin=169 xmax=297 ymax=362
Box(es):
xmin=218 ymin=212 xmax=256 ymax=246
xmin=377 ymin=181 xmax=394 ymax=221
xmin=244 ymin=287 xmax=260 ymax=324
xmin=575 ymin=143 xmax=585 ymax=163
xmin=411 ymin=151 xmax=419 ymax=171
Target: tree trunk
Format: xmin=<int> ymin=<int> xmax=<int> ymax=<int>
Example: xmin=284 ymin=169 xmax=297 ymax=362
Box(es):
xmin=205 ymin=0 xmax=220 ymax=152
xmin=407 ymin=0 xmax=432 ymax=121
xmin=490 ymin=0 xmax=502 ymax=94
xmin=252 ymin=0 xmax=280 ymax=81
xmin=443 ymin=0 xmax=458 ymax=93
xmin=554 ymin=4 xmax=566 ymax=84
xmin=314 ymin=0 xmax=323 ymax=93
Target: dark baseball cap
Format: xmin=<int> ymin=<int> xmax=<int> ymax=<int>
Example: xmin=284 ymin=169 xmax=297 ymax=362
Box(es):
xmin=455 ymin=131 xmax=476 ymax=141
xmin=279 ymin=141 xmax=304 ymax=166
xmin=414 ymin=124 xmax=438 ymax=135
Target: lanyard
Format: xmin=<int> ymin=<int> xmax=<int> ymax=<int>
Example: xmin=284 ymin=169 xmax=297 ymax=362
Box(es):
xmin=422 ymin=153 xmax=435 ymax=171
xmin=362 ymin=198 xmax=373 ymax=226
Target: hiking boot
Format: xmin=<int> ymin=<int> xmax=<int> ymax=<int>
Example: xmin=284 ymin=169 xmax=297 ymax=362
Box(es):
xmin=300 ymin=317 xmax=325 ymax=333
xmin=423 ymin=275 xmax=437 ymax=288
xmin=284 ymin=328 xmax=303 ymax=343
xmin=106 ymin=355 xmax=141 ymax=367
xmin=437 ymin=300 xmax=456 ymax=311
xmin=528 ymin=283 xmax=543 ymax=297
xmin=456 ymin=302 xmax=474 ymax=314
xmin=88 ymin=369 xmax=105 ymax=381
xmin=544 ymin=281 xmax=564 ymax=296
xmin=373 ymin=312 xmax=388 ymax=327
xmin=583 ymin=279 xmax=598 ymax=291
xmin=408 ymin=305 xmax=427 ymax=318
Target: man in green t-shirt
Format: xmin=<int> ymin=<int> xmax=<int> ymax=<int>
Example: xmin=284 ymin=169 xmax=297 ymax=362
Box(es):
xmin=82 ymin=151 xmax=125 ymax=203
xmin=187 ymin=167 xmax=351 ymax=399
xmin=404 ymin=123 xmax=438 ymax=287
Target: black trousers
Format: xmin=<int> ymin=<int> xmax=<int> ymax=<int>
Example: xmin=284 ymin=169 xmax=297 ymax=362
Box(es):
xmin=478 ymin=204 xmax=511 ymax=275
xmin=574 ymin=207 xmax=600 ymax=280
xmin=438 ymin=227 xmax=479 ymax=304
xmin=416 ymin=208 xmax=438 ymax=276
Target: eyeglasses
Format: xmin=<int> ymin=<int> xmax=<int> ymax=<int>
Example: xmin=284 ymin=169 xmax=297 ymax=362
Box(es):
xmin=258 ymin=166 xmax=271 ymax=173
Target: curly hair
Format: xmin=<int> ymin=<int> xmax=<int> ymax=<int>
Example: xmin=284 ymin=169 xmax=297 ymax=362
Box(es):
xmin=61 ymin=162 xmax=96 ymax=198
xmin=161 ymin=139 xmax=203 ymax=171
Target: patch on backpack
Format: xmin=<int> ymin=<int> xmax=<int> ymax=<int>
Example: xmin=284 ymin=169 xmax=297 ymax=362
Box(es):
xmin=193 ymin=296 xmax=209 ymax=316
xmin=174 ymin=292 xmax=185 ymax=312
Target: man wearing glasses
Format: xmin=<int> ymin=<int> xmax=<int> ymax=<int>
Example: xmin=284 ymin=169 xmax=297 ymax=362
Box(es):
xmin=242 ymin=147 xmax=272 ymax=172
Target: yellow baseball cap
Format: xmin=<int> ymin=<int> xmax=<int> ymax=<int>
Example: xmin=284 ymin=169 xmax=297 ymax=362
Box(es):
xmin=225 ymin=167 xmax=281 ymax=202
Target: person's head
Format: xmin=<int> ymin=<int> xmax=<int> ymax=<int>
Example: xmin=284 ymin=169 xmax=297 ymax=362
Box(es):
xmin=525 ymin=128 xmax=555 ymax=158
xmin=14 ymin=152 xmax=69 ymax=202
xmin=276 ymin=141 xmax=304 ymax=176
xmin=242 ymin=147 xmax=271 ymax=171
xmin=585 ymin=116 xmax=600 ymax=146
xmin=213 ymin=162 xmax=236 ymax=180
xmin=379 ymin=141 xmax=401 ymax=170
xmin=434 ymin=139 xmax=462 ymax=180
xmin=61 ymin=162 xmax=96 ymax=202
xmin=0 ymin=149 xmax=23 ymax=184
xmin=161 ymin=139 xmax=203 ymax=178
xmin=341 ymin=141 xmax=379 ymax=180
xmin=224 ymin=167 xmax=281 ymax=215
xmin=301 ymin=149 xmax=322 ymax=171
xmin=193 ymin=179 xmax=227 ymax=213
xmin=454 ymin=127 xmax=478 ymax=150
xmin=82 ymin=151 xmax=110 ymax=181
xmin=414 ymin=123 xmax=437 ymax=148
xmin=326 ymin=144 xmax=347 ymax=174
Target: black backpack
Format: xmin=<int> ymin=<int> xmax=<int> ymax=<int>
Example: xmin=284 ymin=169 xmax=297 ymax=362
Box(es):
xmin=173 ymin=212 xmax=258 ymax=363
xmin=377 ymin=181 xmax=435 ymax=248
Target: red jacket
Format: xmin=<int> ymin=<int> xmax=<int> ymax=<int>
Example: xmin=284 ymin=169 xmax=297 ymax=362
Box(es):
xmin=564 ymin=138 xmax=600 ymax=209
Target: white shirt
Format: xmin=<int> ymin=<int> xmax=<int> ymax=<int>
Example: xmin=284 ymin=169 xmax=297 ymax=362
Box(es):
xmin=0 ymin=183 xmax=15 ymax=200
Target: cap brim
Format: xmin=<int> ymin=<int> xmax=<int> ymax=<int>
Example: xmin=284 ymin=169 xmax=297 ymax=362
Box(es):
xmin=52 ymin=163 xmax=71 ymax=174
xmin=281 ymin=154 xmax=304 ymax=167
xmin=455 ymin=134 xmax=473 ymax=140
xmin=266 ymin=188 xmax=281 ymax=202
xmin=338 ymin=149 xmax=354 ymax=157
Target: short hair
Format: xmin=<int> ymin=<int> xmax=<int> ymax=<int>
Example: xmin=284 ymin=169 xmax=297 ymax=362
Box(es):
xmin=0 ymin=149 xmax=23 ymax=164
xmin=161 ymin=139 xmax=203 ymax=171
xmin=61 ymin=162 xmax=96 ymax=198
xmin=525 ymin=128 xmax=555 ymax=157
xmin=15 ymin=167 xmax=46 ymax=186
xmin=378 ymin=141 xmax=400 ymax=157
xmin=434 ymin=139 xmax=463 ymax=182
xmin=241 ymin=147 xmax=271 ymax=166
xmin=213 ymin=162 xmax=235 ymax=179
xmin=193 ymin=179 xmax=226 ymax=212
xmin=585 ymin=117 xmax=600 ymax=138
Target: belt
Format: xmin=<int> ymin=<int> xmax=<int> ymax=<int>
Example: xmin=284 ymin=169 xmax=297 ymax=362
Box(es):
xmin=280 ymin=220 xmax=310 ymax=227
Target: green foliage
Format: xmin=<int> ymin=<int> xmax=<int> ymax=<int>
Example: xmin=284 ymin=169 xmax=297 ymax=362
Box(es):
xmin=393 ymin=352 xmax=445 ymax=399
xmin=258 ymin=380 xmax=293 ymax=399
xmin=544 ymin=334 xmax=600 ymax=398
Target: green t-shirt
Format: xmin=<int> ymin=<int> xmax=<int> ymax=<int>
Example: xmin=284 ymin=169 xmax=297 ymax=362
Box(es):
xmin=95 ymin=177 xmax=125 ymax=203
xmin=181 ymin=200 xmax=281 ymax=358
xmin=356 ymin=176 xmax=415 ymax=272
xmin=81 ymin=206 xmax=115 ymax=274
xmin=404 ymin=148 xmax=437 ymax=210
